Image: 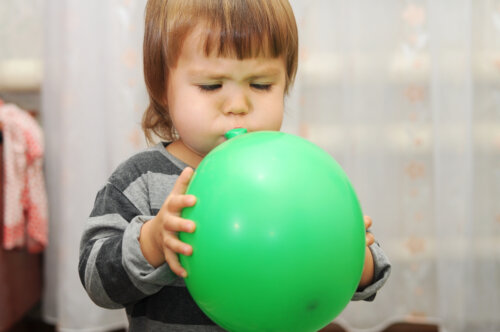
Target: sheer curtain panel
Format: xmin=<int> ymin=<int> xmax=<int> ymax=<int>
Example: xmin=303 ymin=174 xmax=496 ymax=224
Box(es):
xmin=42 ymin=0 xmax=147 ymax=330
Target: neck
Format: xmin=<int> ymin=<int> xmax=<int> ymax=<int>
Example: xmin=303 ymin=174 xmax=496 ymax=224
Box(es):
xmin=166 ymin=140 xmax=204 ymax=168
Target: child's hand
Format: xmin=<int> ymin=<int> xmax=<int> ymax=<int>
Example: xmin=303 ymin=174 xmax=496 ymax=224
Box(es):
xmin=358 ymin=216 xmax=375 ymax=288
xmin=140 ymin=167 xmax=196 ymax=278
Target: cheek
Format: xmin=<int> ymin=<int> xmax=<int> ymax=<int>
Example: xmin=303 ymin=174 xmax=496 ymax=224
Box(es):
xmin=168 ymin=87 xmax=205 ymax=133
xmin=171 ymin=113 xmax=189 ymax=134
xmin=266 ymin=96 xmax=285 ymax=129
xmin=173 ymin=113 xmax=201 ymax=140
xmin=270 ymin=111 xmax=284 ymax=130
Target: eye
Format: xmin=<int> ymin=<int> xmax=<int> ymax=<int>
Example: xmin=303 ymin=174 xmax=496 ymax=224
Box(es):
xmin=250 ymin=83 xmax=272 ymax=91
xmin=198 ymin=84 xmax=222 ymax=92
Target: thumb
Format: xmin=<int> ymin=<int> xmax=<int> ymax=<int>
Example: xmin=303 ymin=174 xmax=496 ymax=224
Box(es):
xmin=171 ymin=167 xmax=194 ymax=196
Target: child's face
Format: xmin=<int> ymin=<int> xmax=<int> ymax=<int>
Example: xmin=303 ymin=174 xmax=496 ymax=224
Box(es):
xmin=166 ymin=26 xmax=286 ymax=159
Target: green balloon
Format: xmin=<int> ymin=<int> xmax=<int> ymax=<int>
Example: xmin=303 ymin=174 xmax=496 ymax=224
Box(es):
xmin=180 ymin=130 xmax=365 ymax=332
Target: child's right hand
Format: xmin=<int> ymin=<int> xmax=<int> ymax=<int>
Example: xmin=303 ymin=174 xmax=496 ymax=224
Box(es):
xmin=139 ymin=167 xmax=196 ymax=278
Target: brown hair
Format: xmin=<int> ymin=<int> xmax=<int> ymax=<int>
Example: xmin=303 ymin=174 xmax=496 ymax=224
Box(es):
xmin=142 ymin=0 xmax=299 ymax=144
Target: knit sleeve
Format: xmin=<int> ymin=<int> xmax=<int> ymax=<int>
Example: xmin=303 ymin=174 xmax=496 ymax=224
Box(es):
xmin=78 ymin=171 xmax=178 ymax=308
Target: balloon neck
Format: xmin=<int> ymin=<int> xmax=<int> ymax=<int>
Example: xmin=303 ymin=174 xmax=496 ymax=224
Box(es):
xmin=225 ymin=128 xmax=247 ymax=140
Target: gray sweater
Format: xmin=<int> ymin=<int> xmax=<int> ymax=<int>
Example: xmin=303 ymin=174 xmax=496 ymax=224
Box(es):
xmin=79 ymin=143 xmax=391 ymax=331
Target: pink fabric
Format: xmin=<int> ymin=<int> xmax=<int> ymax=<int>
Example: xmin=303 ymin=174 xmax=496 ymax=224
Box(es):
xmin=0 ymin=103 xmax=48 ymax=253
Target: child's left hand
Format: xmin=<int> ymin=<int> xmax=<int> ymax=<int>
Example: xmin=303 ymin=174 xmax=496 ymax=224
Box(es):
xmin=358 ymin=216 xmax=375 ymax=289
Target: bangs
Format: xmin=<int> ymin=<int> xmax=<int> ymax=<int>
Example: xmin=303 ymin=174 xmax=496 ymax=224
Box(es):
xmin=201 ymin=1 xmax=285 ymax=59
xmin=164 ymin=0 xmax=297 ymax=80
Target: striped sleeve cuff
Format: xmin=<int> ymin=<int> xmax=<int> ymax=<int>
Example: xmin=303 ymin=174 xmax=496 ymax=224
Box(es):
xmin=122 ymin=215 xmax=179 ymax=295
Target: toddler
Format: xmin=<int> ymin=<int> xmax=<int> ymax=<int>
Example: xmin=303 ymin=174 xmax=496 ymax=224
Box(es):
xmin=79 ymin=0 xmax=391 ymax=330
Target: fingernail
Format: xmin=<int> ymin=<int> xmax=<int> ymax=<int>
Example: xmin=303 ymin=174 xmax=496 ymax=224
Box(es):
xmin=185 ymin=222 xmax=194 ymax=232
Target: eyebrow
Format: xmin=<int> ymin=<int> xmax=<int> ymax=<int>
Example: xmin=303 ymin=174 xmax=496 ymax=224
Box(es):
xmin=188 ymin=67 xmax=283 ymax=80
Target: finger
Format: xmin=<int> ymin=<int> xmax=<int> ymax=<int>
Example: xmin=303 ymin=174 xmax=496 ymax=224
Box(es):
xmin=164 ymin=248 xmax=188 ymax=278
xmin=171 ymin=167 xmax=194 ymax=196
xmin=166 ymin=194 xmax=197 ymax=214
xmin=163 ymin=234 xmax=193 ymax=256
xmin=366 ymin=231 xmax=375 ymax=246
xmin=164 ymin=215 xmax=196 ymax=233
xmin=364 ymin=215 xmax=372 ymax=230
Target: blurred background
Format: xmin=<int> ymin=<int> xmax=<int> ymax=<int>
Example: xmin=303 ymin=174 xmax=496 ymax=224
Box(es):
xmin=0 ymin=0 xmax=499 ymax=332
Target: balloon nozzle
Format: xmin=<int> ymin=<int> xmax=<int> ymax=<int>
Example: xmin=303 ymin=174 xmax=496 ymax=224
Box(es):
xmin=225 ymin=128 xmax=247 ymax=140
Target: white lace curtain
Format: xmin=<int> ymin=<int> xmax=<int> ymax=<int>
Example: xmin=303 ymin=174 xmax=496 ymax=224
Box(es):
xmin=1 ymin=0 xmax=499 ymax=331
xmin=290 ymin=1 xmax=500 ymax=331
xmin=40 ymin=0 xmax=148 ymax=330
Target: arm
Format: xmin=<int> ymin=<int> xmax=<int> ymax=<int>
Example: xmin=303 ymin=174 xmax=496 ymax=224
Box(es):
xmin=78 ymin=165 xmax=197 ymax=309
xmin=78 ymin=182 xmax=152 ymax=308
xmin=358 ymin=246 xmax=375 ymax=288
xmin=351 ymin=216 xmax=391 ymax=301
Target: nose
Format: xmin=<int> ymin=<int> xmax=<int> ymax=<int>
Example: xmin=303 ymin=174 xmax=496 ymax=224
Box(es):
xmin=222 ymin=89 xmax=250 ymax=115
